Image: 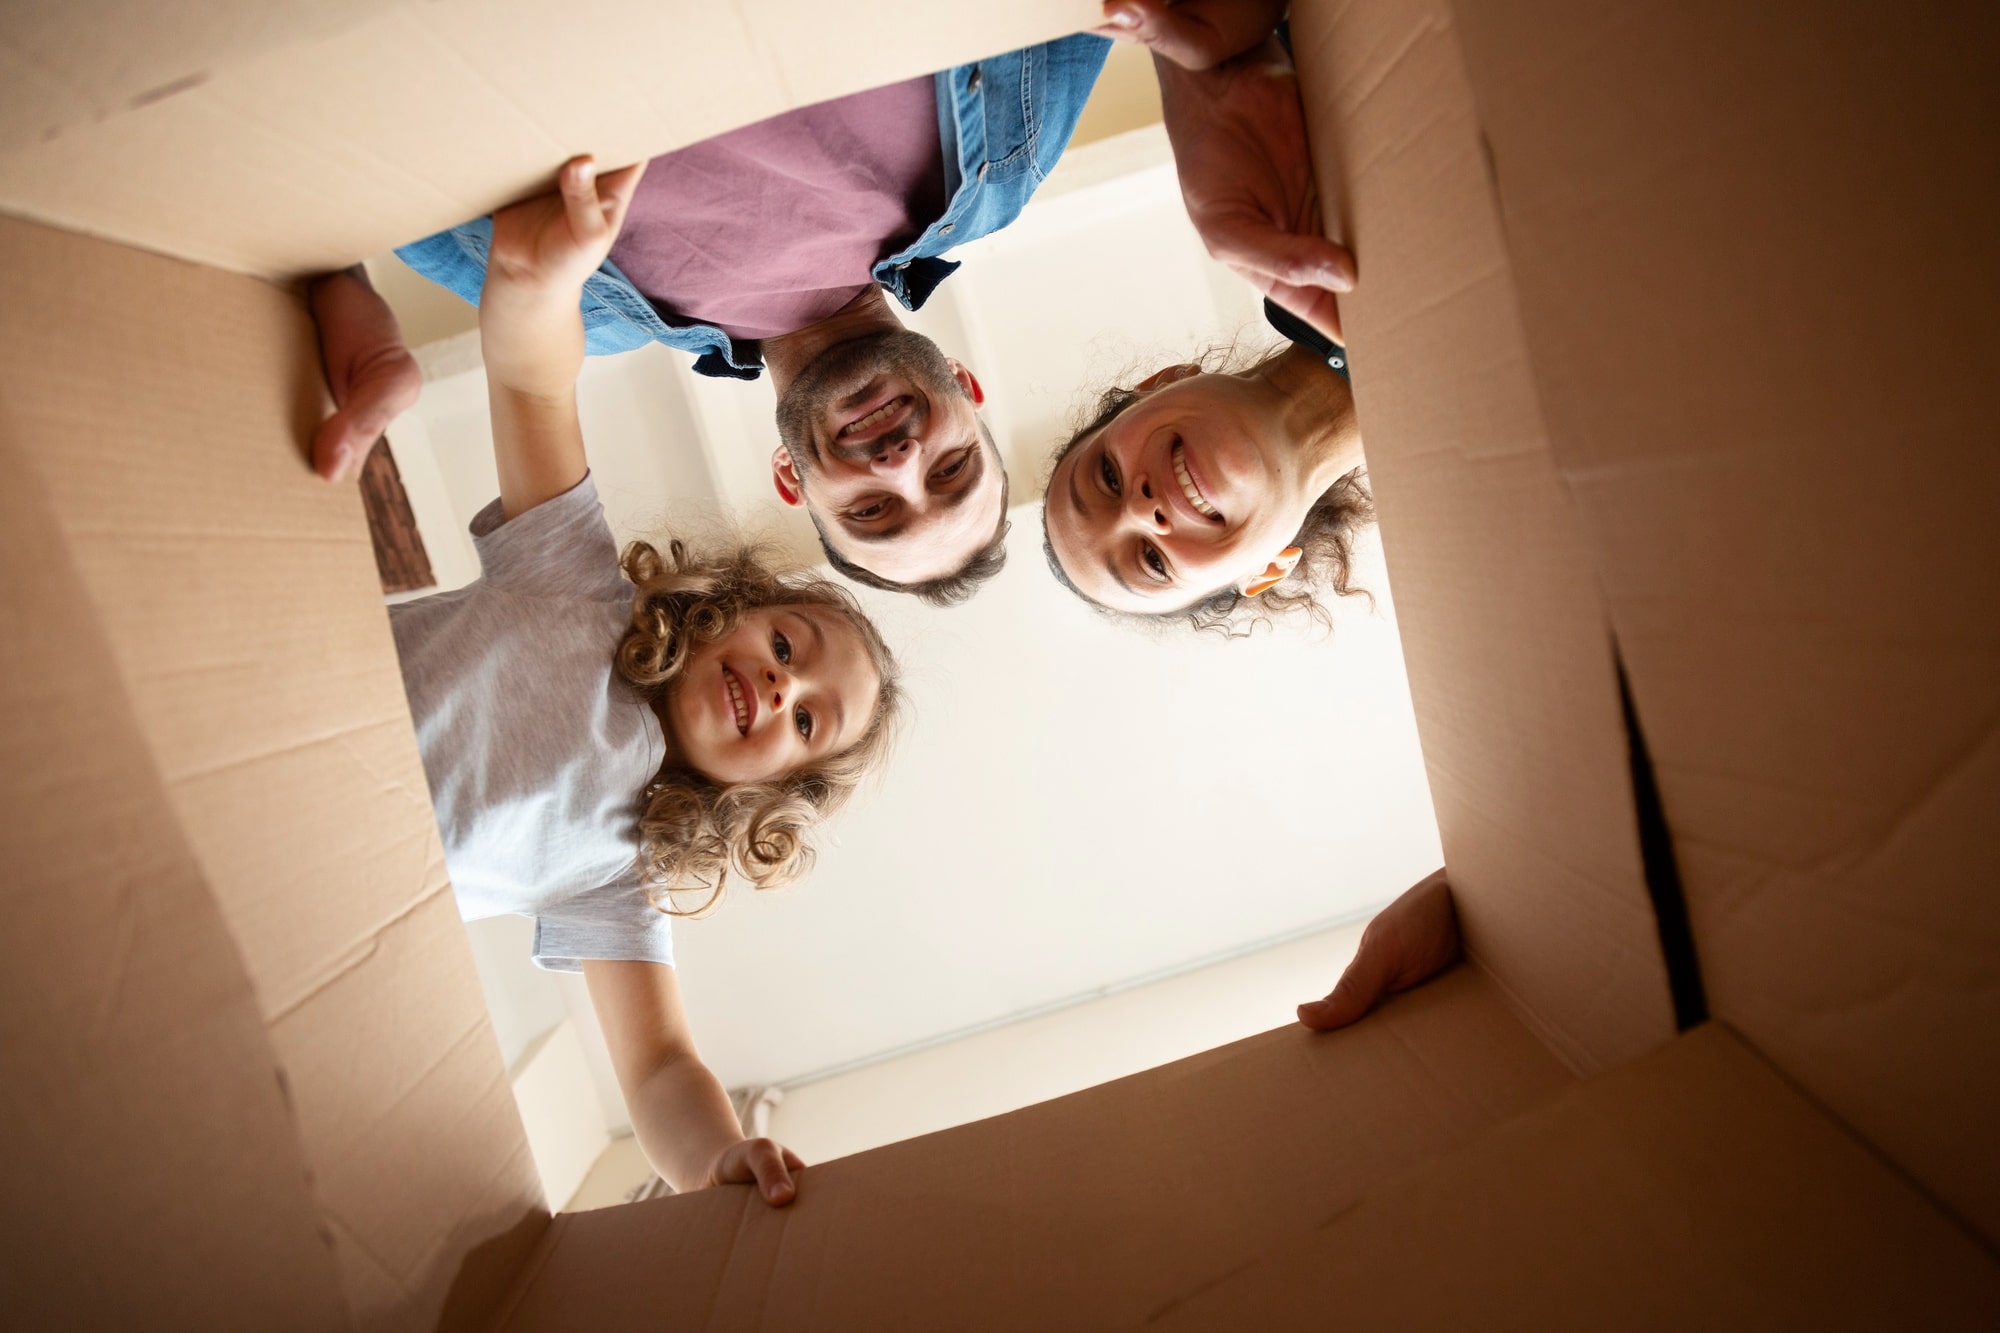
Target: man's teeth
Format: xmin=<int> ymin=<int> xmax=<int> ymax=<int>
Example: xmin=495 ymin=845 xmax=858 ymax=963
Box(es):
xmin=1173 ymin=442 xmax=1219 ymax=518
xmin=839 ymin=396 xmax=906 ymax=437
xmin=725 ymin=670 xmax=748 ymax=732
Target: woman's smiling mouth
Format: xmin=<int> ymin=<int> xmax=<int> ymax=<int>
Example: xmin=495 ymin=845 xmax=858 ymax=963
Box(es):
xmin=1172 ymin=439 xmax=1222 ymax=521
xmin=722 ymin=664 xmax=756 ymax=736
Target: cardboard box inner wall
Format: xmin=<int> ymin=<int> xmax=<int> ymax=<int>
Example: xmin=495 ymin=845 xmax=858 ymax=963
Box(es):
xmin=3 ymin=0 xmax=1997 ymax=1328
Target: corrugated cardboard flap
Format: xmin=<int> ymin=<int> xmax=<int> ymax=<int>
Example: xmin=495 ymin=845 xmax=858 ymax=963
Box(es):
xmin=1152 ymin=1023 xmax=2000 ymax=1330
xmin=0 ymin=212 xmax=545 ymax=1330
xmin=491 ymin=966 xmax=1573 ymax=1331
xmin=1290 ymin=0 xmax=1677 ymax=1074
xmin=0 ymin=0 xmax=1101 ymax=279
xmin=1443 ymin=0 xmax=2000 ymax=1244
xmin=0 ymin=363 xmax=347 ymax=1328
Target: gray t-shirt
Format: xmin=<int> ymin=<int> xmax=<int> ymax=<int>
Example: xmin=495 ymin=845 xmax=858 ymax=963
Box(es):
xmin=389 ymin=474 xmax=673 ymax=973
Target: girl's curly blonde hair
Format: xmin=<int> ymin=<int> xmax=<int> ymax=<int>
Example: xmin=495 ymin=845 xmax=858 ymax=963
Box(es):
xmin=615 ymin=539 xmax=904 ymax=917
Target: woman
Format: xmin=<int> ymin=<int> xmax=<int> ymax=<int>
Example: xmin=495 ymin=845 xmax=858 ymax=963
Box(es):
xmin=1040 ymin=331 xmax=1371 ymax=635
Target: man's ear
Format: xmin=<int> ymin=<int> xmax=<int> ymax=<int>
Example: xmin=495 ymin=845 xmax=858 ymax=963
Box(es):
xmin=947 ymin=359 xmax=986 ymax=406
xmin=1238 ymin=546 xmax=1303 ymax=598
xmin=1135 ymin=362 xmax=1201 ymax=394
xmin=770 ymin=446 xmax=805 ymax=508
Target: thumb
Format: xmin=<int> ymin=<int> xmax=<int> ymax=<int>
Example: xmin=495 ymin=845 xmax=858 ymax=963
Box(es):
xmin=1297 ymin=941 xmax=1394 ymax=1032
xmin=745 ymin=1139 xmax=799 ymax=1206
xmin=1097 ymin=0 xmax=1266 ymax=70
xmin=558 ymin=155 xmax=607 ymax=243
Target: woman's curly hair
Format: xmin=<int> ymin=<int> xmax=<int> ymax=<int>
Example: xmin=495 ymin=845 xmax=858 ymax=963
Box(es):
xmin=1042 ymin=343 xmax=1374 ymax=638
xmin=615 ymin=539 xmax=904 ymax=917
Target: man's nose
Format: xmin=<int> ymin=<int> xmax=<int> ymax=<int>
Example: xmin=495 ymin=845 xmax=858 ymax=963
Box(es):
xmin=1126 ymin=473 xmax=1169 ymax=535
xmin=868 ymin=435 xmax=920 ymax=478
xmin=760 ymin=664 xmax=794 ymax=712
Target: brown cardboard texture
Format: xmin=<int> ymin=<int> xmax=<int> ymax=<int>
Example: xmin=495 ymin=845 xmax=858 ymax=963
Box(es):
xmin=0 ymin=0 xmax=1101 ymax=279
xmin=5 ymin=0 xmax=1999 ymax=1327
xmin=1438 ymin=0 xmax=2000 ymax=1244
xmin=1290 ymin=0 xmax=1677 ymax=1077
xmin=0 ymin=212 xmax=542 ymax=1329
xmin=491 ymin=967 xmax=1572 ymax=1330
xmin=1153 ymin=1024 xmax=2000 ymax=1331
xmin=0 ymin=356 xmax=348 ymax=1329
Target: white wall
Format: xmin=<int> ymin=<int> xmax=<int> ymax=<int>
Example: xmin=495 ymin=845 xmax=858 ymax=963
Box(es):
xmin=762 ymin=916 xmax=1368 ymax=1165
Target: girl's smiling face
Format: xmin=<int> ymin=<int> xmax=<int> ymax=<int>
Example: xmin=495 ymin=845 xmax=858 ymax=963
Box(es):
xmin=1043 ymin=366 xmax=1320 ymax=614
xmin=663 ymin=604 xmax=882 ymax=786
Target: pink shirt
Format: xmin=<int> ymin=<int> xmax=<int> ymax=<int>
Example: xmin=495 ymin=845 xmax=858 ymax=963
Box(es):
xmin=608 ymin=77 xmax=947 ymax=343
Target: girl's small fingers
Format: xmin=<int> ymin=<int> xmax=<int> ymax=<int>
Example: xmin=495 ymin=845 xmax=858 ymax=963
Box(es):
xmin=781 ymin=1147 xmax=807 ymax=1172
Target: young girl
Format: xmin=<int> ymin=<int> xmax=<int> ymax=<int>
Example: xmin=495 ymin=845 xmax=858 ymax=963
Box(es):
xmin=387 ymin=155 xmax=903 ymax=1207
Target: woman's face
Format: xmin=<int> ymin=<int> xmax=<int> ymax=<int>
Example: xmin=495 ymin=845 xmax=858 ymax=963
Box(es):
xmin=665 ymin=604 xmax=881 ymax=786
xmin=1043 ymin=367 xmax=1316 ymax=614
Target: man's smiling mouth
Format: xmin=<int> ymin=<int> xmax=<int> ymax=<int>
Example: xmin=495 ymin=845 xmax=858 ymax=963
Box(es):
xmin=837 ymin=394 xmax=914 ymax=447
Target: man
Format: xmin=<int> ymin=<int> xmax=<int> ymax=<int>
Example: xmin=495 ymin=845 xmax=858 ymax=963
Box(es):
xmin=312 ymin=4 xmax=1355 ymax=605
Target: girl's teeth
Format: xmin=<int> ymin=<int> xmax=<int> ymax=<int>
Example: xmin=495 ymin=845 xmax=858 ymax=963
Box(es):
xmin=725 ymin=671 xmax=747 ymax=731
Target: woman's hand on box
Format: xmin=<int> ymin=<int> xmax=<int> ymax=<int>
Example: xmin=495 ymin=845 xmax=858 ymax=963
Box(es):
xmin=706 ymin=1136 xmax=807 ymax=1207
xmin=1154 ymin=38 xmax=1354 ymax=343
xmin=487 ymin=154 xmax=647 ymax=301
xmin=1298 ymin=869 xmax=1460 ymax=1031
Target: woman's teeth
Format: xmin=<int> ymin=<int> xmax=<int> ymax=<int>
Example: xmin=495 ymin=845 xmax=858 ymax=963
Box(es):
xmin=839 ymin=395 xmax=909 ymax=438
xmin=1172 ymin=441 xmax=1219 ymax=519
xmin=724 ymin=668 xmax=749 ymax=734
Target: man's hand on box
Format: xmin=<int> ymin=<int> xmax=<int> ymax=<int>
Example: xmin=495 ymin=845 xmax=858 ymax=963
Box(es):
xmin=307 ymin=266 xmax=421 ymax=483
xmin=1095 ymin=0 xmax=1288 ymax=71
xmin=1156 ymin=38 xmax=1353 ymax=344
xmin=488 ymin=154 xmax=647 ymax=301
xmin=1298 ymin=869 xmax=1460 ymax=1031
xmin=706 ymin=1136 xmax=807 ymax=1207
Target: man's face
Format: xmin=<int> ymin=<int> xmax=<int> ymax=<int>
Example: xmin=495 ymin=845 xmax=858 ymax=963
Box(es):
xmin=772 ymin=331 xmax=1004 ymax=585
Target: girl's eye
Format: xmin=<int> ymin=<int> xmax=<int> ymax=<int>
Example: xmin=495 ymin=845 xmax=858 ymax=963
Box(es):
xmin=1141 ymin=543 xmax=1167 ymax=581
xmin=772 ymin=631 xmax=792 ymax=665
xmin=1098 ymin=450 xmax=1120 ymax=497
xmin=794 ymin=706 xmax=814 ymax=740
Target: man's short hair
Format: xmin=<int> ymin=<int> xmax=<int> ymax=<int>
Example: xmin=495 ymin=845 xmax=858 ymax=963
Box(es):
xmin=812 ymin=466 xmax=1011 ymax=607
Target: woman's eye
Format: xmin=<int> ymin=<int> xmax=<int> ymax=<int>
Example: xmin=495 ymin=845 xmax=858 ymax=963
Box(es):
xmin=772 ymin=631 xmax=792 ymax=665
xmin=1141 ymin=543 xmax=1167 ymax=581
xmin=1098 ymin=451 xmax=1120 ymax=497
xmin=794 ymin=706 xmax=814 ymax=740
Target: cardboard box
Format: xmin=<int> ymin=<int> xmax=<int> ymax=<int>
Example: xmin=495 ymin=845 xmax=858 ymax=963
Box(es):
xmin=3 ymin=0 xmax=1995 ymax=1328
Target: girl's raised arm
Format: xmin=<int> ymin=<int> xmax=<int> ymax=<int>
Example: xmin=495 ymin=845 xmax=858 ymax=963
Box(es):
xmin=478 ymin=155 xmax=647 ymax=520
xmin=582 ymin=958 xmax=805 ymax=1205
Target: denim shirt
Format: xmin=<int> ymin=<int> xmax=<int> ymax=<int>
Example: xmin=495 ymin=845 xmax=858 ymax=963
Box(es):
xmin=395 ymin=35 xmax=1111 ymax=379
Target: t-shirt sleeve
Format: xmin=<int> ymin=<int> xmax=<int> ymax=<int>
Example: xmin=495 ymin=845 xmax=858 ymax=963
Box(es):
xmin=466 ymin=472 xmax=630 ymax=601
xmin=530 ymin=866 xmax=676 ymax=974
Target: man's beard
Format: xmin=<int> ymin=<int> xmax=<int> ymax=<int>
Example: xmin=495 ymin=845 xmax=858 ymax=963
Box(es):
xmin=774 ymin=330 xmax=964 ymax=483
